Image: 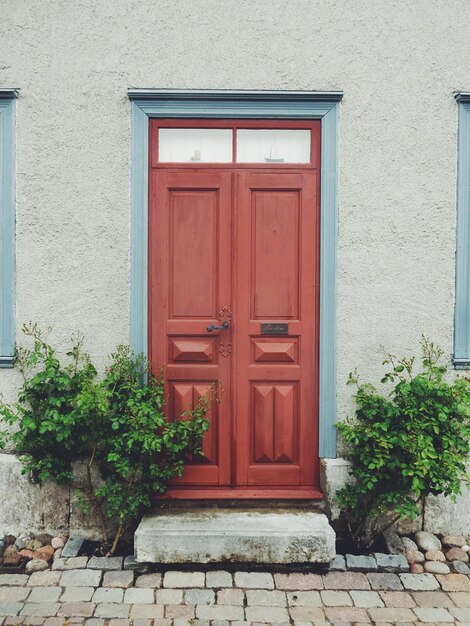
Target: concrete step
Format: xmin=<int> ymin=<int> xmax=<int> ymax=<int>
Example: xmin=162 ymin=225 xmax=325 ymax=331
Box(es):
xmin=135 ymin=507 xmax=336 ymax=564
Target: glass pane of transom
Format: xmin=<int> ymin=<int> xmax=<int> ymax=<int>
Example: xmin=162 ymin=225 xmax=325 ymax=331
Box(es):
xmin=158 ymin=128 xmax=233 ymax=163
xmin=236 ymin=129 xmax=311 ymax=163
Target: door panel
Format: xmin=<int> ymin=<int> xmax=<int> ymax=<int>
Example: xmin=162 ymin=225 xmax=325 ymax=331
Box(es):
xmin=149 ymin=171 xmax=232 ymax=486
xmin=235 ymin=173 xmax=319 ymax=488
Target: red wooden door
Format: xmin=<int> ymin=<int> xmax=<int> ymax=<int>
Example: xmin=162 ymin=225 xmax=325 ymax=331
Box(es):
xmin=148 ymin=120 xmax=321 ymax=498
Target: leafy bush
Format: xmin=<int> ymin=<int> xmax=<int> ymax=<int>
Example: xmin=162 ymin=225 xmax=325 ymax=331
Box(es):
xmin=0 ymin=324 xmax=214 ymax=554
xmin=337 ymin=337 xmax=470 ymax=549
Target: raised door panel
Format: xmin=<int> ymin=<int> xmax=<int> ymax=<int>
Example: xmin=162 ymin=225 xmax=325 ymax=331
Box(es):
xmin=235 ymin=172 xmax=319 ymax=487
xmin=149 ymin=171 xmax=232 ymax=486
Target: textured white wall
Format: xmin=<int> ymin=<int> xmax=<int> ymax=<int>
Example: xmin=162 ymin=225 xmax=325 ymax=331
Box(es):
xmin=0 ymin=0 xmax=468 ymax=421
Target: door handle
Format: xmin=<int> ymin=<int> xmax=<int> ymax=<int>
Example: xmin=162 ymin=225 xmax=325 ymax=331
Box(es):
xmin=206 ymin=321 xmax=230 ymax=332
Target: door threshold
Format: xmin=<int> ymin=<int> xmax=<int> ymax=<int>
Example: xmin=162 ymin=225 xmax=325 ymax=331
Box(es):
xmin=156 ymin=487 xmax=324 ymax=500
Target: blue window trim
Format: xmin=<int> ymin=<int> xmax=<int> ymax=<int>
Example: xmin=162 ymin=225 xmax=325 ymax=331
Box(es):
xmin=454 ymin=92 xmax=470 ymax=369
xmin=0 ymin=89 xmax=17 ymax=369
xmin=128 ymin=89 xmax=342 ymax=457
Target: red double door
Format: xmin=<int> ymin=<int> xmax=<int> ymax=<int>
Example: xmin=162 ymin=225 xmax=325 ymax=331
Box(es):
xmin=149 ymin=121 xmax=321 ymax=498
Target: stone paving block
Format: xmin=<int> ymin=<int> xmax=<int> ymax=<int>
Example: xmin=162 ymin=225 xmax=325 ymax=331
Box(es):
xmin=367 ymin=572 xmax=403 ymax=590
xmin=451 ymin=606 xmax=470 ymax=620
xmin=285 ymin=590 xmax=320 ymax=607
xmin=0 ymin=588 xmax=30 ymax=602
xmin=380 ymin=590 xmax=416 ymax=608
xmin=58 ymin=603 xmax=96 ymax=617
xmin=165 ymin=605 xmax=195 ymax=618
xmin=92 ymin=588 xmax=124 ymax=603
xmin=412 ymin=590 xmax=455 ymax=607
xmin=156 ymin=589 xmax=183 ymax=604
xmin=52 ymin=557 xmax=89 ymax=571
xmin=27 ymin=588 xmax=61 ymax=603
xmin=184 ymin=589 xmax=214 ymax=605
xmin=368 ymin=606 xmax=416 ymax=622
xmin=42 ymin=619 xmax=64 ymax=626
xmin=61 ymin=536 xmax=84 ymax=559
xmin=374 ymin=552 xmax=409 ymax=573
xmin=123 ymin=588 xmax=154 ymax=604
xmin=94 ymin=603 xmax=130 ymax=618
xmin=346 ymin=554 xmax=378 ymax=572
xmin=4 ymin=618 xmax=25 ymax=625
xmin=323 ymin=606 xmax=369 ymax=622
xmin=129 ymin=604 xmax=164 ymax=619
xmin=0 ymin=576 xmax=29 ymax=587
xmin=399 ymin=573 xmax=440 ymax=591
xmin=20 ymin=604 xmax=60 ymax=617
xmin=164 ymin=571 xmax=205 ymax=588
xmin=175 ymin=621 xmax=209 ymax=626
xmin=216 ymin=588 xmax=244 ymax=605
xmin=27 ymin=572 xmax=61 ymax=588
xmin=107 ymin=620 xmax=130 ymax=626
xmin=61 ymin=569 xmax=102 ymax=588
xmin=323 ymin=572 xmax=370 ymax=590
xmin=206 ymin=571 xmax=232 ymax=588
xmin=102 ymin=571 xmax=134 ymax=589
xmin=246 ymin=590 xmax=287 ymax=607
xmin=87 ymin=557 xmax=123 ymax=571
xmin=234 ymin=572 xmax=274 ymax=589
xmin=274 ymin=573 xmax=323 ymax=590
xmin=132 ymin=620 xmax=152 ymax=626
xmin=68 ymin=619 xmax=85 ymax=624
xmin=84 ymin=620 xmax=105 ymax=626
xmin=196 ymin=604 xmax=244 ymax=621
xmin=245 ymin=606 xmax=290 ymax=622
xmin=134 ymin=573 xmax=162 ymax=588
xmin=320 ymin=589 xmax=352 ymax=606
xmin=414 ymin=606 xmax=454 ymax=622
xmin=437 ymin=573 xmax=470 ymax=592
xmin=350 ymin=590 xmax=384 ymax=607
xmin=22 ymin=618 xmax=45 ymax=625
xmin=328 ymin=554 xmax=346 ymax=571
xmin=0 ymin=603 xmax=23 ymax=616
xmin=451 ymin=591 xmax=470 ymax=607
xmin=61 ymin=587 xmax=94 ymax=602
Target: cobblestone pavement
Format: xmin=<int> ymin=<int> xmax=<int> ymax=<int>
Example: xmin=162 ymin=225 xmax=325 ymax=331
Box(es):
xmin=2 ymin=566 xmax=470 ymax=625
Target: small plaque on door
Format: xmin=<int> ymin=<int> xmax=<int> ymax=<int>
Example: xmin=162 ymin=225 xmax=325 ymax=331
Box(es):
xmin=261 ymin=323 xmax=288 ymax=335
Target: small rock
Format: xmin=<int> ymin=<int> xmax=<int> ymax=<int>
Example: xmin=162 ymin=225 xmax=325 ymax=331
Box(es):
xmin=401 ymin=536 xmax=418 ymax=552
xmin=410 ymin=563 xmax=425 ymax=573
xmin=345 ymin=554 xmax=378 ymax=572
xmin=35 ymin=533 xmax=53 ymax=546
xmin=0 ymin=539 xmax=4 ymax=555
xmin=383 ymin=528 xmax=405 ymax=554
xmin=451 ymin=560 xmax=470 ymax=574
xmin=4 ymin=535 xmax=16 ymax=546
xmin=25 ymin=558 xmax=49 ymax=573
xmin=15 ymin=535 xmax=30 ymax=550
xmin=442 ymin=534 xmax=466 ymax=548
xmin=405 ymin=548 xmax=425 ymax=564
xmin=3 ymin=552 xmax=22 ymax=565
xmin=462 ymin=544 xmax=470 ymax=552
xmin=18 ymin=549 xmax=34 ymax=560
xmin=415 ymin=531 xmax=441 ymax=552
xmin=446 ymin=547 xmax=469 ymax=563
xmin=329 ymin=555 xmax=346 ymax=571
xmin=51 ymin=537 xmax=65 ymax=550
xmin=53 ymin=548 xmax=63 ymax=561
xmin=424 ymin=549 xmax=445 ymax=562
xmin=25 ymin=539 xmax=43 ymax=551
xmin=33 ymin=545 xmax=55 ymax=562
xmin=3 ymin=545 xmax=18 ymax=557
xmin=424 ymin=560 xmax=451 ymax=574
xmin=123 ymin=555 xmax=151 ymax=573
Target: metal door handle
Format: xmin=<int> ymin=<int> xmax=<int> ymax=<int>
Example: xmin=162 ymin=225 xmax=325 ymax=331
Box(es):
xmin=206 ymin=321 xmax=230 ymax=332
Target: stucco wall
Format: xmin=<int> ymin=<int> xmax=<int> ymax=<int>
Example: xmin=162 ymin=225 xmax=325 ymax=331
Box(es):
xmin=0 ymin=0 xmax=469 ymax=523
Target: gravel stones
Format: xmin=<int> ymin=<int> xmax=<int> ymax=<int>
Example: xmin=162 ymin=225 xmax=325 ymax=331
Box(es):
xmin=405 ymin=548 xmax=425 ymax=563
xmin=442 ymin=534 xmax=466 ymax=547
xmin=450 ymin=559 xmax=470 ymax=574
xmin=25 ymin=559 xmax=49 ymax=573
xmin=50 ymin=537 xmax=65 ymax=550
xmin=415 ymin=531 xmax=442 ymax=552
xmin=425 ymin=549 xmax=445 ymax=562
xmin=446 ymin=546 xmax=469 ymax=562
xmin=401 ymin=536 xmax=419 ymax=551
xmin=423 ymin=560 xmax=450 ymax=574
xmin=410 ymin=563 xmax=425 ymax=573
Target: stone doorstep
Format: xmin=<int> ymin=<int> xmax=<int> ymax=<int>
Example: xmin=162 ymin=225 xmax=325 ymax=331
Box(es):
xmin=134 ymin=508 xmax=336 ymax=565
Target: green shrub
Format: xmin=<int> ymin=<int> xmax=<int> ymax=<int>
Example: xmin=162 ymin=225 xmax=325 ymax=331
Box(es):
xmin=0 ymin=324 xmax=214 ymax=554
xmin=337 ymin=337 xmax=470 ymax=549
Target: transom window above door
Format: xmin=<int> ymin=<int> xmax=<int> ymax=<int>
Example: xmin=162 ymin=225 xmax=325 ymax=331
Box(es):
xmin=152 ymin=120 xmax=317 ymax=166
